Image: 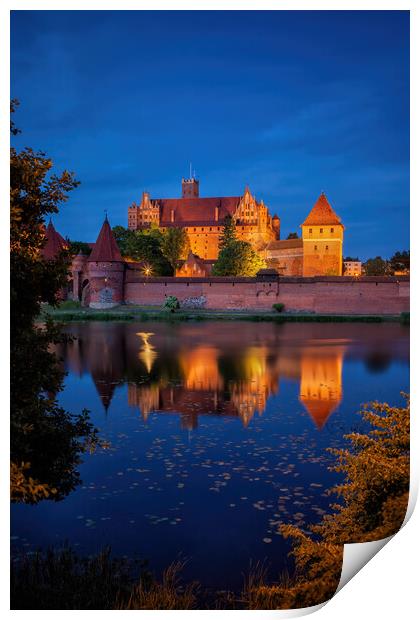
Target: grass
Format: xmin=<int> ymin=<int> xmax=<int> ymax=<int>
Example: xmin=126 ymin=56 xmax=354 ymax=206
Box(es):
xmin=39 ymin=303 xmax=404 ymax=323
xmin=10 ymin=546 xmax=322 ymax=610
xmin=11 ymin=547 xmax=198 ymax=610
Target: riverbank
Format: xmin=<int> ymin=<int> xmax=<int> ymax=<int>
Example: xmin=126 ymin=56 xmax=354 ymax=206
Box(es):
xmin=40 ymin=303 xmax=410 ymax=324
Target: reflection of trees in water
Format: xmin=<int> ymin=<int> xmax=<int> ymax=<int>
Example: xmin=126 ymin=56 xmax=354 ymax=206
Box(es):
xmin=364 ymin=352 xmax=392 ymax=373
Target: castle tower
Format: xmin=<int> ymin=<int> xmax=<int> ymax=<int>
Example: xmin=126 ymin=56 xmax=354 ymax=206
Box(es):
xmin=272 ymin=214 xmax=280 ymax=240
xmin=87 ymin=216 xmax=124 ymax=308
xmin=42 ymin=219 xmax=68 ymax=260
xmin=301 ymin=193 xmax=344 ymax=276
xmin=182 ymin=176 xmax=199 ymax=198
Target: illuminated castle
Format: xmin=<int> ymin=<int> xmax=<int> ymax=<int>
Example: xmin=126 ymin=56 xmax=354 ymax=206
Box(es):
xmin=128 ymin=177 xmax=344 ymax=276
xmin=128 ymin=177 xmax=279 ymax=263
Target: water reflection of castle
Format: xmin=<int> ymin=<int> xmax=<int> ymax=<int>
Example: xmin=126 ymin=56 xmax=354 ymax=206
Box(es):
xmin=55 ymin=323 xmax=408 ymax=431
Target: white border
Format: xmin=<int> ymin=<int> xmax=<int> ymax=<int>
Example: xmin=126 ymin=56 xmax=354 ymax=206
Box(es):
xmin=1 ymin=2 xmax=417 ymax=618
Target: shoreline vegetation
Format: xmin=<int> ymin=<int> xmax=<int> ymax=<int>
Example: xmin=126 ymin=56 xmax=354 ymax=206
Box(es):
xmin=40 ymin=302 xmax=410 ymax=324
xmin=11 ymin=396 xmax=410 ymax=610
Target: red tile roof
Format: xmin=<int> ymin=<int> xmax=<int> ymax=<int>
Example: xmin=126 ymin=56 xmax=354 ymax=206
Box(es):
xmin=42 ymin=220 xmax=68 ymax=260
xmin=157 ymin=196 xmax=240 ymax=226
xmin=266 ymin=239 xmax=303 ymax=251
xmin=301 ymin=193 xmax=343 ymax=227
xmin=88 ymin=217 xmax=122 ymax=262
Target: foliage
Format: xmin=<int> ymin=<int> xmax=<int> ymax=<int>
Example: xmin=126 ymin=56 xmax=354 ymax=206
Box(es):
xmin=112 ymin=225 xmax=133 ymax=251
xmin=314 ymin=395 xmax=409 ymax=543
xmin=212 ymin=240 xmax=266 ymax=277
xmin=218 ymin=215 xmax=237 ymax=250
xmin=363 ymin=256 xmax=389 ymax=276
xmin=243 ymin=542 xmax=342 ymax=609
xmin=245 ymin=396 xmax=409 ymax=609
xmin=58 ymin=299 xmax=82 ymax=310
xmin=68 ymin=240 xmax=91 ymax=255
xmin=11 ymin=101 xmax=99 ymax=503
xmin=343 ymin=256 xmax=360 ymax=262
xmin=389 ymin=250 xmax=410 ymax=273
xmin=112 ymin=225 xmax=173 ymax=275
xmin=160 ymin=227 xmax=190 ymax=273
xmin=163 ymin=296 xmax=180 ymax=313
xmin=272 ymin=303 xmax=285 ymax=313
xmin=286 ymin=232 xmax=298 ymax=239
xmin=11 ymin=547 xmax=198 ymax=610
xmin=214 ymin=216 xmax=266 ymax=276
xmin=11 ymin=546 xmax=134 ymax=610
xmin=116 ymin=560 xmax=198 ymax=610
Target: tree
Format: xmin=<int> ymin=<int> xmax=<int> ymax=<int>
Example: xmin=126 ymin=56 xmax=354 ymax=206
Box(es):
xmin=68 ymin=240 xmax=91 ymax=255
xmin=112 ymin=225 xmax=172 ymax=276
xmin=161 ymin=227 xmax=190 ymax=274
xmin=112 ymin=225 xmax=133 ymax=254
xmin=389 ymin=250 xmax=410 ymax=274
xmin=218 ymin=215 xmax=237 ymax=250
xmin=212 ymin=240 xmax=266 ymax=276
xmin=244 ymin=395 xmax=409 ymax=609
xmin=363 ymin=256 xmax=389 ymax=276
xmin=343 ymin=256 xmax=360 ymax=262
xmin=287 ymin=232 xmax=298 ymax=239
xmin=11 ymin=101 xmax=99 ymax=503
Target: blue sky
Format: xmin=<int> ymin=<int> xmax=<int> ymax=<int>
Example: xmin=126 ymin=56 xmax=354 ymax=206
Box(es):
xmin=11 ymin=10 xmax=409 ymax=259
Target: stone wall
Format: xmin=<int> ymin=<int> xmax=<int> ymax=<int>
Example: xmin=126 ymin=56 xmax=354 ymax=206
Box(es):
xmin=124 ymin=274 xmax=410 ymax=315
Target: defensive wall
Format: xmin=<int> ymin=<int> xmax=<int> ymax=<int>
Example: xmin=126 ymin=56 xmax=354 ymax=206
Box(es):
xmin=123 ymin=271 xmax=410 ymax=315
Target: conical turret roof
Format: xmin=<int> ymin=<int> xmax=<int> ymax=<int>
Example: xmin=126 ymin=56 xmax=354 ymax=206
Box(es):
xmin=88 ymin=216 xmax=122 ymax=262
xmin=42 ymin=220 xmax=68 ymax=259
xmin=301 ymin=193 xmax=343 ymax=227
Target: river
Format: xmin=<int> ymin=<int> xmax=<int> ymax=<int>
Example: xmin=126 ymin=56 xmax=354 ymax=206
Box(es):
xmin=11 ymin=321 xmax=409 ymax=591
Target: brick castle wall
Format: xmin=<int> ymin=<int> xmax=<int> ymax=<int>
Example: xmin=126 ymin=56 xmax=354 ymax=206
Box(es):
xmin=123 ymin=274 xmax=409 ymax=314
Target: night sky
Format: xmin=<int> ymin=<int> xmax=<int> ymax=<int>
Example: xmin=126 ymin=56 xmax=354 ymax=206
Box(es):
xmin=11 ymin=10 xmax=409 ymax=260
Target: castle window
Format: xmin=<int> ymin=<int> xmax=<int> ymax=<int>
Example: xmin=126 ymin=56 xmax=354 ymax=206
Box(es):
xmin=194 ymin=228 xmax=196 ymax=232
xmin=314 ymin=245 xmax=318 ymax=251
xmin=330 ymin=228 xmax=334 ymax=233
xmin=326 ymin=245 xmax=329 ymax=251
xmin=309 ymin=228 xmax=312 ymax=234
xmin=320 ymin=228 xmax=323 ymax=233
xmin=202 ymin=228 xmax=204 ymax=231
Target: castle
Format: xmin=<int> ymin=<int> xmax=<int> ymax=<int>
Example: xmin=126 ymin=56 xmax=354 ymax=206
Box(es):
xmin=42 ymin=217 xmax=408 ymax=314
xmin=128 ymin=177 xmax=344 ymax=277
xmin=41 ymin=176 xmax=408 ymax=314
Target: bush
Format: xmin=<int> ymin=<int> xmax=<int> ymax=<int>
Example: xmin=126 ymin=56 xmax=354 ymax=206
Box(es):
xmin=59 ymin=299 xmax=81 ymax=310
xmin=162 ymin=296 xmax=180 ymax=313
xmin=272 ymin=303 xmax=285 ymax=313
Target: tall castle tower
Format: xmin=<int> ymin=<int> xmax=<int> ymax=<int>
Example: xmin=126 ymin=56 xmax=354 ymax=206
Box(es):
xmin=182 ymin=176 xmax=199 ymax=198
xmin=87 ymin=216 xmax=124 ymax=308
xmin=301 ymin=193 xmax=344 ymax=276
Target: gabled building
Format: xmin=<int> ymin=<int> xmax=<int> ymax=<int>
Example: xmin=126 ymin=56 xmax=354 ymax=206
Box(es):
xmin=301 ymin=192 xmax=344 ymax=276
xmin=265 ymin=192 xmax=344 ymax=276
xmin=128 ymin=177 xmax=280 ymax=260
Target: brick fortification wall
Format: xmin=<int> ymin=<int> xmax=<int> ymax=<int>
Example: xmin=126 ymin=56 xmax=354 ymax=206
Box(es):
xmin=124 ymin=273 xmax=409 ymax=315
